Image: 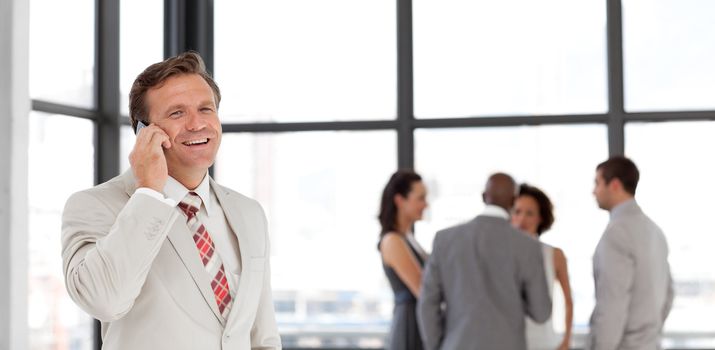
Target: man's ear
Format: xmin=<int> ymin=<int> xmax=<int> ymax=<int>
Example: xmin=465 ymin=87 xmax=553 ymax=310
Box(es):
xmin=608 ymin=178 xmax=624 ymax=192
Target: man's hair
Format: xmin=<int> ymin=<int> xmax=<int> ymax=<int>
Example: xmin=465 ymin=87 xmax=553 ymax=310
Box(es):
xmin=597 ymin=156 xmax=640 ymax=195
xmin=517 ymin=184 xmax=554 ymax=235
xmin=129 ymin=51 xmax=221 ymax=132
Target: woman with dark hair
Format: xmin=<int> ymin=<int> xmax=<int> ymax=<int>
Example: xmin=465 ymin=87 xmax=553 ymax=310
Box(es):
xmin=378 ymin=170 xmax=429 ymax=350
xmin=511 ymin=184 xmax=573 ymax=350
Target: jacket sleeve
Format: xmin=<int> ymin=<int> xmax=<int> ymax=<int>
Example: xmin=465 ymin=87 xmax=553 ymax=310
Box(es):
xmin=662 ymin=264 xmax=675 ymax=323
xmin=250 ymin=206 xmax=282 ymax=349
xmin=522 ymin=239 xmax=552 ymax=323
xmin=61 ymin=190 xmax=179 ymax=322
xmin=417 ymin=232 xmax=445 ymax=350
xmin=588 ymin=225 xmax=633 ymax=350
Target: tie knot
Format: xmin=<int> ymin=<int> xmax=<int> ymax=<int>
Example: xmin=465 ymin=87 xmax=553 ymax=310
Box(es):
xmin=178 ymin=192 xmax=202 ymax=216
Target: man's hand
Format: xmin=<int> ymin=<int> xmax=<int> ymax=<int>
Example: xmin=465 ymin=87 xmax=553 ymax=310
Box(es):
xmin=129 ymin=124 xmax=171 ymax=192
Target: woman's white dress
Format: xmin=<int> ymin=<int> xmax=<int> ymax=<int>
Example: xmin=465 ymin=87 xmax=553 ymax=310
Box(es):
xmin=526 ymin=243 xmax=560 ymax=350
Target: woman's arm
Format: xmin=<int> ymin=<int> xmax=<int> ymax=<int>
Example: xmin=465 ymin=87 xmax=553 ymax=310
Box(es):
xmin=380 ymin=233 xmax=423 ymax=297
xmin=554 ymin=247 xmax=573 ymax=350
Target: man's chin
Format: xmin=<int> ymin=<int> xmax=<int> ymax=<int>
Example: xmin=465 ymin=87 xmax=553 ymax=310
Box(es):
xmin=168 ymin=159 xmax=216 ymax=174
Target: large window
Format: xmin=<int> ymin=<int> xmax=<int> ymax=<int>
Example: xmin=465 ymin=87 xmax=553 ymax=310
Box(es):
xmin=623 ymin=0 xmax=715 ymax=112
xmin=28 ymin=113 xmax=95 ymax=350
xmin=120 ymin=0 xmax=164 ymax=115
xmin=28 ymin=0 xmax=120 ymax=348
xmin=214 ymin=0 xmax=396 ymax=122
xmin=625 ymin=121 xmax=715 ymax=335
xmin=28 ymin=0 xmax=99 ymax=348
xmin=29 ymin=0 xmax=95 ymax=108
xmin=413 ymin=0 xmax=607 ymax=118
xmin=214 ymin=131 xmax=397 ymax=347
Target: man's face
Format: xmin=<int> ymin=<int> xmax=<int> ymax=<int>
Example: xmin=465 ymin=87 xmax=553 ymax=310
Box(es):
xmin=593 ymin=169 xmax=611 ymax=210
xmin=145 ymin=73 xmax=222 ymax=176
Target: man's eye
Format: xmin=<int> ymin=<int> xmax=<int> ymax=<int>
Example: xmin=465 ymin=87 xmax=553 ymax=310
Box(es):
xmin=170 ymin=110 xmax=183 ymax=117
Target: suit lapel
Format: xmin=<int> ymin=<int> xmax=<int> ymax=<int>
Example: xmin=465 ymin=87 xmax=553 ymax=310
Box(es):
xmin=166 ymin=219 xmax=226 ymax=326
xmin=122 ymin=171 xmax=226 ymax=326
xmin=210 ymin=179 xmax=251 ymax=327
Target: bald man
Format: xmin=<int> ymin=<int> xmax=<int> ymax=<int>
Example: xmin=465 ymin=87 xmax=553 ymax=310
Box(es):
xmin=417 ymin=173 xmax=552 ymax=350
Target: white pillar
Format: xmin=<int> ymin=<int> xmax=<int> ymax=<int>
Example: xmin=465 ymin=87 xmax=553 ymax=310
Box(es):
xmin=0 ymin=0 xmax=30 ymax=347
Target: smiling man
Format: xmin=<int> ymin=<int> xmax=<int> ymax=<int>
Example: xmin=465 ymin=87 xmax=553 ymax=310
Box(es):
xmin=61 ymin=52 xmax=281 ymax=350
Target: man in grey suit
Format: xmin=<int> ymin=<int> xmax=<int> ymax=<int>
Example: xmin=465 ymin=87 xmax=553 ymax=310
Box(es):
xmin=417 ymin=173 xmax=552 ymax=350
xmin=589 ymin=156 xmax=674 ymax=350
xmin=62 ymin=52 xmax=281 ymax=349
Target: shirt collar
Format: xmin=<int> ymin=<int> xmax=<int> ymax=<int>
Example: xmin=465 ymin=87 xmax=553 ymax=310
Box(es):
xmin=609 ymin=198 xmax=637 ymax=220
xmin=480 ymin=204 xmax=511 ymax=220
xmin=163 ymin=173 xmax=213 ymax=216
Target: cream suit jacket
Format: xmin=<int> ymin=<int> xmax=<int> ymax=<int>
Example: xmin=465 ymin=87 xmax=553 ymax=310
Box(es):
xmin=61 ymin=171 xmax=281 ymax=350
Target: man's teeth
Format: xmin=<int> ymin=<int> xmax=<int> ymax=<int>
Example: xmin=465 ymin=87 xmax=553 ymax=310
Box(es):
xmin=184 ymin=139 xmax=208 ymax=145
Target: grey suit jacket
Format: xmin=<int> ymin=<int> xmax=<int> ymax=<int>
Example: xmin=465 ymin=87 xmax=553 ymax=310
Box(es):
xmin=417 ymin=214 xmax=552 ymax=350
xmin=588 ymin=199 xmax=674 ymax=350
xmin=61 ymin=171 xmax=281 ymax=350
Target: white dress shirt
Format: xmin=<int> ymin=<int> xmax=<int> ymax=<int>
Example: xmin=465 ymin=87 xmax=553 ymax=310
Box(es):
xmin=136 ymin=174 xmax=242 ymax=295
xmin=480 ymin=204 xmax=511 ymax=220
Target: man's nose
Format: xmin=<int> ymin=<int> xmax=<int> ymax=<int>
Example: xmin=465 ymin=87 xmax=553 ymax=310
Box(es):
xmin=185 ymin=110 xmax=206 ymax=131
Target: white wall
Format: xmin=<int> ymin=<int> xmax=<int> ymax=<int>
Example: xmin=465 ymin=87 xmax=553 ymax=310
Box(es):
xmin=0 ymin=0 xmax=30 ymax=348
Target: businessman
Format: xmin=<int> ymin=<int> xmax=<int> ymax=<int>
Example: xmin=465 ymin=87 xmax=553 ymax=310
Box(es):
xmin=588 ymin=156 xmax=674 ymax=349
xmin=417 ymin=173 xmax=551 ymax=349
xmin=61 ymin=52 xmax=281 ymax=349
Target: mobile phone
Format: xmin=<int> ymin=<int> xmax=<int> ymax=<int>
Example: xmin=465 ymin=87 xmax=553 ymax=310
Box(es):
xmin=135 ymin=121 xmax=148 ymax=135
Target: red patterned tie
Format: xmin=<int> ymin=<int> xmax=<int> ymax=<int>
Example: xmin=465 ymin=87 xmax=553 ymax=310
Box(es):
xmin=178 ymin=192 xmax=233 ymax=320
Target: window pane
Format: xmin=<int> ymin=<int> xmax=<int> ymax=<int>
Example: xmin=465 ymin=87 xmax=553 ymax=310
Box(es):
xmin=29 ymin=112 xmax=94 ymax=350
xmin=626 ymin=121 xmax=715 ymax=336
xmin=414 ymin=0 xmax=607 ymax=118
xmin=215 ymin=131 xmax=396 ymax=347
xmin=415 ymin=125 xmax=608 ymax=338
xmin=624 ymin=0 xmax=715 ymax=112
xmin=214 ymin=0 xmax=396 ymax=122
xmin=120 ymin=0 xmax=164 ymax=116
xmin=30 ymin=0 xmax=95 ymax=108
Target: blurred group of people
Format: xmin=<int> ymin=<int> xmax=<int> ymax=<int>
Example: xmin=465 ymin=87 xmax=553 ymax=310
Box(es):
xmin=377 ymin=156 xmax=674 ymax=350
